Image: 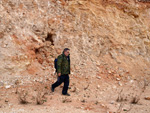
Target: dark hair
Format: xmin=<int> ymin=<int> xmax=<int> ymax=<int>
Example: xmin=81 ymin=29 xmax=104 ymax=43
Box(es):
xmin=63 ymin=48 xmax=70 ymax=53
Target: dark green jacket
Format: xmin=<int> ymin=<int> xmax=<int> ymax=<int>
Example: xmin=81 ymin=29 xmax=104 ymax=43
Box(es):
xmin=57 ymin=53 xmax=70 ymax=75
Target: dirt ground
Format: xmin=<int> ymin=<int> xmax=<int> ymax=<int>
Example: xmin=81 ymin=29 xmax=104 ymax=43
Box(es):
xmin=0 ymin=74 xmax=150 ymax=113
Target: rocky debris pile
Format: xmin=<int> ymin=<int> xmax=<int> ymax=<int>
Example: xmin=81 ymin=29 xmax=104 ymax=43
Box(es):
xmin=0 ymin=0 xmax=150 ymax=86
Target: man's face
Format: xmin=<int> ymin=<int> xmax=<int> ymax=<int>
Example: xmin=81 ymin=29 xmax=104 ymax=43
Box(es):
xmin=64 ymin=50 xmax=70 ymax=56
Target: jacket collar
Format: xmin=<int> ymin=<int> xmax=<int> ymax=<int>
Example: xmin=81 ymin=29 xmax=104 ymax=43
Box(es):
xmin=62 ymin=52 xmax=70 ymax=58
xmin=62 ymin=52 xmax=67 ymax=58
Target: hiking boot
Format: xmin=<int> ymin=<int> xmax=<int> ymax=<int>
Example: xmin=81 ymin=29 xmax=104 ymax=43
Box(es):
xmin=51 ymin=86 xmax=54 ymax=92
xmin=62 ymin=93 xmax=70 ymax=96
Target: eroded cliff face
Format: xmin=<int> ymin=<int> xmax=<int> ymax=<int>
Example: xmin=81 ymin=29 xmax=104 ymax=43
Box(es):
xmin=0 ymin=0 xmax=150 ymax=86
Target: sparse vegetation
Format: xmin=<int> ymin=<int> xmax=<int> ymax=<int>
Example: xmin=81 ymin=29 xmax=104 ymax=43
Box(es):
xmin=17 ymin=81 xmax=49 ymax=105
xmin=36 ymin=91 xmax=47 ymax=105
xmin=131 ymin=96 xmax=140 ymax=104
xmin=116 ymin=79 xmax=150 ymax=112
xmin=18 ymin=90 xmax=29 ymax=104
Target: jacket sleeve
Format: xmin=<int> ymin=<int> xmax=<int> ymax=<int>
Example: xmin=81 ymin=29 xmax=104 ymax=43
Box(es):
xmin=57 ymin=55 xmax=63 ymax=74
xmin=68 ymin=55 xmax=71 ymax=74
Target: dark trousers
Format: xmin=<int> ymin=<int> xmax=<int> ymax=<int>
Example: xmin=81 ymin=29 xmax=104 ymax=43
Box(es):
xmin=52 ymin=74 xmax=69 ymax=94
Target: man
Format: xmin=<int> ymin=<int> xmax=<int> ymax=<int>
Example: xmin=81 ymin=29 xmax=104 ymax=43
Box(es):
xmin=51 ymin=48 xmax=71 ymax=96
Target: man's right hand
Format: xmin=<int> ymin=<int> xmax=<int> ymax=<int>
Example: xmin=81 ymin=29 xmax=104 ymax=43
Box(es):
xmin=58 ymin=73 xmax=61 ymax=76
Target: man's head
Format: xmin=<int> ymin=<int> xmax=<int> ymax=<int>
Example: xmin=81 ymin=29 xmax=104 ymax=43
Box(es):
xmin=63 ymin=48 xmax=70 ymax=56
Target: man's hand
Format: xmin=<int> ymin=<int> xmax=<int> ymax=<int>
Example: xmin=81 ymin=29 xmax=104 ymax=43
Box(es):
xmin=58 ymin=73 xmax=61 ymax=76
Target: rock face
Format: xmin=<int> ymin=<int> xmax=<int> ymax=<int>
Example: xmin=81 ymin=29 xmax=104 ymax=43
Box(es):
xmin=0 ymin=0 xmax=150 ymax=85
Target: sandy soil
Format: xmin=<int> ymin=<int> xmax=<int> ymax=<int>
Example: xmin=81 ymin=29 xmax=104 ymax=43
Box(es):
xmin=0 ymin=75 xmax=150 ymax=113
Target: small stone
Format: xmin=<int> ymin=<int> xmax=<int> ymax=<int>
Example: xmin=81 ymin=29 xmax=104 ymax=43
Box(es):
xmin=97 ymin=76 xmax=101 ymax=79
xmin=116 ymin=78 xmax=120 ymax=81
xmin=112 ymin=85 xmax=116 ymax=89
xmin=130 ymin=80 xmax=134 ymax=83
xmin=97 ymin=85 xmax=100 ymax=89
xmin=118 ymin=81 xmax=122 ymax=86
xmin=145 ymin=96 xmax=150 ymax=100
xmin=101 ymin=104 xmax=105 ymax=107
xmin=62 ymin=98 xmax=72 ymax=103
xmin=5 ymin=85 xmax=11 ymax=89
xmin=108 ymin=71 xmax=111 ymax=74
xmin=70 ymin=87 xmax=76 ymax=92
xmin=110 ymin=101 xmax=115 ymax=104
xmin=81 ymin=99 xmax=86 ymax=103
xmin=5 ymin=99 xmax=9 ymax=102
